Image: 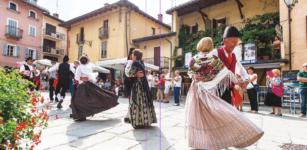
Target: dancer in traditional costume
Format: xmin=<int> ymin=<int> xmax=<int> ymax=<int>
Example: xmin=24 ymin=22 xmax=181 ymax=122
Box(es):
xmin=185 ymin=37 xmax=264 ymax=150
xmin=125 ymin=49 xmax=157 ymax=129
xmin=47 ymin=55 xmax=75 ymax=108
xmin=42 ymin=60 xmax=57 ymax=102
xmin=71 ymin=54 xmax=119 ymax=121
xmin=20 ymin=57 xmax=38 ymax=91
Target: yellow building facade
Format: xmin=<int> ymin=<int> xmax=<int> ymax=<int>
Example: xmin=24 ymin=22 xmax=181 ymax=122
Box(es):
xmin=42 ymin=13 xmax=68 ymax=63
xmin=60 ymin=0 xmax=171 ymax=64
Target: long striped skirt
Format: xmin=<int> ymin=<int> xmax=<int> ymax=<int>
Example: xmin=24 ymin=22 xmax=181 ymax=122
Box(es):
xmin=184 ymin=82 xmax=264 ymax=150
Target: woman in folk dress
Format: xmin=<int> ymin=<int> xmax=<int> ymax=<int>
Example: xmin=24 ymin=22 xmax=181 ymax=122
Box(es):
xmin=185 ymin=37 xmax=264 ymax=150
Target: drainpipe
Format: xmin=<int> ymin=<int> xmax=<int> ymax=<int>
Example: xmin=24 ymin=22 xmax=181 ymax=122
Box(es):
xmin=128 ymin=8 xmax=139 ymax=48
xmin=165 ymin=36 xmax=172 ymax=71
xmin=67 ymin=28 xmax=70 ymax=57
xmin=125 ymin=7 xmax=132 ymax=57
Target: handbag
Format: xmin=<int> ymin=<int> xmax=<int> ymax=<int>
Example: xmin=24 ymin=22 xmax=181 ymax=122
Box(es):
xmin=251 ymin=82 xmax=260 ymax=92
xmin=272 ymin=83 xmax=284 ymax=97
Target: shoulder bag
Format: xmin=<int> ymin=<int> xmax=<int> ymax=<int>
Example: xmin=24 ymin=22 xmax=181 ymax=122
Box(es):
xmin=250 ymin=75 xmax=260 ymax=92
xmin=272 ymin=79 xmax=283 ymax=97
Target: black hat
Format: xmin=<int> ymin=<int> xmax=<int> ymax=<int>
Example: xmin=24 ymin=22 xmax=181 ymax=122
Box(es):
xmin=63 ymin=55 xmax=69 ymax=62
xmin=25 ymin=57 xmax=33 ymax=62
xmin=4 ymin=66 xmax=9 ymax=69
xmin=127 ymin=48 xmax=135 ymax=60
xmin=51 ymin=59 xmax=57 ymax=63
xmin=222 ymin=26 xmax=242 ymax=39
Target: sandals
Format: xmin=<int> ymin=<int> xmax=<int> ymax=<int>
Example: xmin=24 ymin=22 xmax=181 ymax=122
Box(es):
xmin=275 ymin=113 xmax=282 ymax=116
xmin=253 ymin=111 xmax=258 ymax=113
xmin=173 ymin=103 xmax=180 ymax=106
xmin=248 ymin=110 xmax=253 ymax=113
xmin=269 ymin=112 xmax=275 ymax=115
xmin=163 ymin=101 xmax=169 ymax=103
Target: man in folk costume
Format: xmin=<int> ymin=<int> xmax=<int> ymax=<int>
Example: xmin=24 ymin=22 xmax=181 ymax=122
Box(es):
xmin=43 ymin=59 xmax=57 ymax=102
xmin=196 ymin=26 xmax=249 ymax=104
xmin=48 ymin=55 xmax=75 ymax=108
xmin=20 ymin=57 xmax=39 ymax=91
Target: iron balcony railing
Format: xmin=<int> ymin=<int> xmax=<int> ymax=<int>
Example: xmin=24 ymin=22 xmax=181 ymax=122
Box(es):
xmin=76 ymin=33 xmax=85 ymax=44
xmin=42 ymin=46 xmax=64 ymax=56
xmin=43 ymin=29 xmax=65 ymax=40
xmin=143 ymin=56 xmax=170 ymax=68
xmin=5 ymin=25 xmax=23 ymax=39
xmin=99 ymin=27 xmax=109 ymax=39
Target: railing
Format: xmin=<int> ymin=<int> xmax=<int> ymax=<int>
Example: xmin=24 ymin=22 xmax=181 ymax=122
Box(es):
xmin=76 ymin=33 xmax=85 ymax=44
xmin=99 ymin=27 xmax=109 ymax=39
xmin=143 ymin=57 xmax=169 ymax=68
xmin=43 ymin=29 xmax=65 ymax=40
xmin=42 ymin=46 xmax=64 ymax=56
xmin=5 ymin=25 xmax=23 ymax=39
xmin=256 ymin=45 xmax=284 ymax=61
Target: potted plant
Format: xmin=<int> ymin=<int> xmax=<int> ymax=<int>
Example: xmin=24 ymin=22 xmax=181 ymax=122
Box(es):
xmin=192 ymin=33 xmax=198 ymax=39
xmin=219 ymin=24 xmax=226 ymax=28
xmin=258 ymin=43 xmax=265 ymax=49
xmin=186 ymin=38 xmax=192 ymax=42
xmin=0 ymin=68 xmax=49 ymax=150
xmin=243 ymin=19 xmax=250 ymax=23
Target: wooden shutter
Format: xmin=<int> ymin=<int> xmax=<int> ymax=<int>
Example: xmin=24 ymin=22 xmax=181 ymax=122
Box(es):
xmin=2 ymin=43 xmax=7 ymax=55
xmin=35 ymin=49 xmax=39 ymax=59
xmin=25 ymin=47 xmax=29 ymax=58
xmin=154 ymin=47 xmax=160 ymax=66
xmin=101 ymin=41 xmax=107 ymax=58
xmin=30 ymin=26 xmax=36 ymax=36
xmin=16 ymin=46 xmax=21 ymax=57
xmin=213 ymin=19 xmax=217 ymax=28
xmin=9 ymin=19 xmax=17 ymax=36
xmin=186 ymin=26 xmax=190 ymax=34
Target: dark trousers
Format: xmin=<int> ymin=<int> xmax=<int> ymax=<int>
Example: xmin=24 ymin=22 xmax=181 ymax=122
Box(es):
xmin=247 ymin=88 xmax=258 ymax=111
xmin=69 ymin=78 xmax=74 ymax=95
xmin=49 ymin=79 xmax=55 ymax=100
xmin=221 ymin=88 xmax=233 ymax=104
xmin=55 ymin=78 xmax=70 ymax=101
xmin=174 ymin=87 xmax=181 ymax=104
xmin=299 ymin=88 xmax=307 ymax=115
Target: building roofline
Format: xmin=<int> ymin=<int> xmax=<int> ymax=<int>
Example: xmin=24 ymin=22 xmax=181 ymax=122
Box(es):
xmin=59 ymin=0 xmax=171 ymax=29
xmin=19 ymin=0 xmax=49 ymax=12
xmin=132 ymin=32 xmax=176 ymax=43
xmin=43 ymin=13 xmax=65 ymax=23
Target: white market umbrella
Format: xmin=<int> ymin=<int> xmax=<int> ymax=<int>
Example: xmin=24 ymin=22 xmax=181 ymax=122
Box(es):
xmin=95 ymin=57 xmax=159 ymax=71
xmin=70 ymin=62 xmax=110 ymax=74
xmin=36 ymin=59 xmax=52 ymax=66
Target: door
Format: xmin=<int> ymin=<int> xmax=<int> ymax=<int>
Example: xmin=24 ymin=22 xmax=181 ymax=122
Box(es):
xmin=104 ymin=20 xmax=108 ymax=27
xmin=43 ymin=39 xmax=56 ymax=53
xmin=46 ymin=23 xmax=56 ymax=35
xmin=8 ymin=19 xmax=18 ymax=36
xmin=154 ymin=47 xmax=160 ymax=66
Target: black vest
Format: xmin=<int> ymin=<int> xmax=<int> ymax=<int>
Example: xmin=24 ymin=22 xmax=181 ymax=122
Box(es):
xmin=23 ymin=64 xmax=35 ymax=80
xmin=58 ymin=63 xmax=70 ymax=80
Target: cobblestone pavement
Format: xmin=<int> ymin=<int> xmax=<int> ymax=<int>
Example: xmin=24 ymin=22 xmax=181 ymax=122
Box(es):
xmin=34 ymin=92 xmax=307 ymax=150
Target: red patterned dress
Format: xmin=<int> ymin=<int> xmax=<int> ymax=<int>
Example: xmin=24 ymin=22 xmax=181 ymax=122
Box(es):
xmin=185 ymin=53 xmax=264 ymax=149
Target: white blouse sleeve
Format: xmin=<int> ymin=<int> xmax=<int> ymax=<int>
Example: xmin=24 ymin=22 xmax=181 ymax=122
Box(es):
xmin=235 ymin=62 xmax=249 ymax=81
xmin=125 ymin=60 xmax=134 ymax=77
xmin=48 ymin=64 xmax=59 ymax=72
xmin=75 ymin=67 xmax=81 ymax=81
xmin=228 ymin=70 xmax=238 ymax=84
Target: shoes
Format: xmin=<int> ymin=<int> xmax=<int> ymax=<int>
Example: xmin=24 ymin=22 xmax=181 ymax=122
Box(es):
xmin=298 ymin=114 xmax=306 ymax=118
xmin=55 ymin=97 xmax=59 ymax=102
xmin=57 ymin=94 xmax=61 ymax=102
xmin=50 ymin=100 xmax=54 ymax=103
xmin=163 ymin=101 xmax=169 ymax=103
xmin=133 ymin=125 xmax=144 ymax=129
xmin=69 ymin=104 xmax=71 ymax=108
xmin=275 ymin=113 xmax=282 ymax=116
xmin=268 ymin=112 xmax=275 ymax=115
xmin=173 ymin=103 xmax=180 ymax=106
xmin=70 ymin=114 xmax=73 ymax=118
xmin=75 ymin=118 xmax=86 ymax=121
xmin=57 ymin=102 xmax=63 ymax=109
xmin=124 ymin=118 xmax=131 ymax=123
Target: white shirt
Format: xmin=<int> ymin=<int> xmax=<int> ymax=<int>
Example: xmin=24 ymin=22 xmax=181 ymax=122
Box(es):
xmin=151 ymin=76 xmax=159 ymax=87
xmin=173 ymin=75 xmax=182 ymax=87
xmin=247 ymin=74 xmax=258 ymax=89
xmin=147 ymin=74 xmax=153 ymax=88
xmin=165 ymin=73 xmax=172 ymax=87
xmin=35 ymin=70 xmax=40 ymax=77
xmin=20 ymin=64 xmax=35 ymax=78
xmin=210 ymin=48 xmax=249 ymax=81
xmin=75 ymin=64 xmax=97 ymax=84
xmin=48 ymin=63 xmax=75 ymax=73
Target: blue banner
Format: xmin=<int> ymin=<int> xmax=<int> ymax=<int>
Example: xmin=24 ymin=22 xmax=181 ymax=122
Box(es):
xmin=240 ymin=60 xmax=257 ymax=64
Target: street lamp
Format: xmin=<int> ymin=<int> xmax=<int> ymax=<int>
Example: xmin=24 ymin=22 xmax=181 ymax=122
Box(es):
xmin=284 ymin=0 xmax=298 ymax=70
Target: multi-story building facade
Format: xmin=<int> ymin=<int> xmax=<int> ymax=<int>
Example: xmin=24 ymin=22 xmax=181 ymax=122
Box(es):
xmin=42 ymin=12 xmax=67 ymax=63
xmin=0 ymin=0 xmax=48 ymax=67
xmin=59 ymin=0 xmax=171 ymax=81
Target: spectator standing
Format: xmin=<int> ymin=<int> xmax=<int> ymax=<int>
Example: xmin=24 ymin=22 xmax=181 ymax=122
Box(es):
xmin=235 ymin=74 xmax=244 ymax=111
xmin=271 ymin=36 xmax=281 ymax=59
xmin=297 ymin=63 xmax=307 ymax=118
xmin=97 ymin=79 xmax=104 ymax=89
xmin=115 ymin=79 xmax=122 ymax=96
xmin=151 ymin=72 xmax=159 ymax=101
xmin=164 ymin=69 xmax=172 ymax=103
xmin=104 ymin=79 xmax=111 ymax=90
xmin=265 ymin=69 xmax=282 ymax=116
xmin=147 ymin=70 xmax=153 ymax=92
xmin=172 ymin=70 xmax=182 ymax=106
xmin=157 ymin=74 xmax=165 ymax=102
xmin=247 ymin=67 xmax=258 ymax=113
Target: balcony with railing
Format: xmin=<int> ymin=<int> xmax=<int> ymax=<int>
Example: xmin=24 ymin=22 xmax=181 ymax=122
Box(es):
xmin=43 ymin=29 xmax=65 ymax=41
xmin=5 ymin=25 xmax=23 ymax=40
xmin=143 ymin=56 xmax=170 ymax=69
xmin=76 ymin=33 xmax=85 ymax=44
xmin=99 ymin=27 xmax=109 ymax=39
xmin=42 ymin=46 xmax=64 ymax=56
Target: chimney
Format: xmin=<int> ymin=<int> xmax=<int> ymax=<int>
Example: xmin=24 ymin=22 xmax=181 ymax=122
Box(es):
xmin=104 ymin=3 xmax=109 ymax=7
xmin=53 ymin=13 xmax=59 ymax=18
xmin=45 ymin=12 xmax=50 ymax=15
xmin=158 ymin=14 xmax=163 ymax=22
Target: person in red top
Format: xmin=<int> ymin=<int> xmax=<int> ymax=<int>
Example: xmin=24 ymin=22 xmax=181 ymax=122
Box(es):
xmin=156 ymin=74 xmax=165 ymax=102
xmin=195 ymin=26 xmax=249 ymax=104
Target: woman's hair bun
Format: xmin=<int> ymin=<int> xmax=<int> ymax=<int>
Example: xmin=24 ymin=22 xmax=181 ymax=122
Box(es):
xmin=79 ymin=54 xmax=89 ymax=64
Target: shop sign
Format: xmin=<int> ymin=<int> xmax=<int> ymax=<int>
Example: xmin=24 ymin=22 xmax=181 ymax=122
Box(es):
xmin=240 ymin=60 xmax=257 ymax=64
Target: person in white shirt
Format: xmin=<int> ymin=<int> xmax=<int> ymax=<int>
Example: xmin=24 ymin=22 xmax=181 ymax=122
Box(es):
xmin=246 ymin=66 xmax=258 ymax=113
xmin=172 ymin=70 xmax=182 ymax=106
xmin=70 ymin=54 xmax=119 ymax=121
xmin=42 ymin=59 xmax=57 ymax=102
xmin=147 ymin=70 xmax=153 ymax=91
xmin=20 ymin=57 xmax=38 ymax=91
xmin=47 ymin=55 xmax=75 ymax=108
xmin=163 ymin=69 xmax=172 ymax=103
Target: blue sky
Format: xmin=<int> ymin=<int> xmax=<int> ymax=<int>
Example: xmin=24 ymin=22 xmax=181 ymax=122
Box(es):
xmin=37 ymin=0 xmax=188 ymax=24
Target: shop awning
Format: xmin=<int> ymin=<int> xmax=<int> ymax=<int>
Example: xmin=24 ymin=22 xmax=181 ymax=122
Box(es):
xmin=242 ymin=63 xmax=282 ymax=69
xmin=70 ymin=62 xmax=110 ymax=74
xmin=96 ymin=58 xmax=159 ymax=71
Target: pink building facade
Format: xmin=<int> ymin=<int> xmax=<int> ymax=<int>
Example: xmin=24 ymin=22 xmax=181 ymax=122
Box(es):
xmin=0 ymin=0 xmax=48 ymax=67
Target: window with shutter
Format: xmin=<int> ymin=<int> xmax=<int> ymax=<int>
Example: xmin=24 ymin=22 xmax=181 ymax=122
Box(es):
xmin=30 ymin=11 xmax=36 ymax=18
xmin=29 ymin=26 xmax=36 ymax=37
xmin=8 ymin=19 xmax=18 ymax=36
xmin=9 ymin=2 xmax=17 ymax=11
xmin=35 ymin=50 xmax=39 ymax=60
xmin=7 ymin=45 xmax=14 ymax=56
xmin=2 ymin=43 xmax=8 ymax=55
xmin=25 ymin=47 xmax=29 ymax=58
xmin=16 ymin=46 xmax=21 ymax=57
xmin=101 ymin=41 xmax=107 ymax=58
